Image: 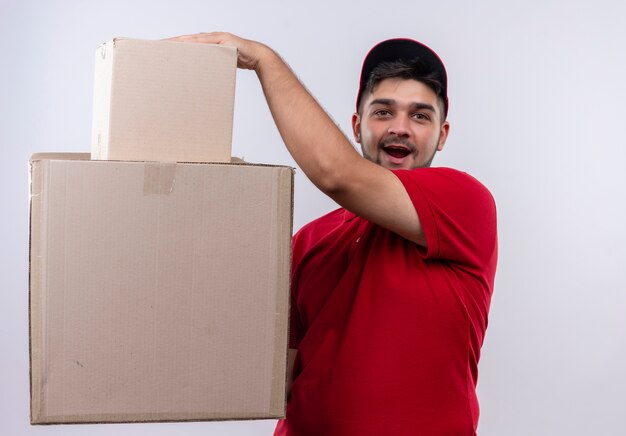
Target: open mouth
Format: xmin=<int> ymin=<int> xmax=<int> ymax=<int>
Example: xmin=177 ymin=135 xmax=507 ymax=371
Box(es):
xmin=383 ymin=145 xmax=411 ymax=159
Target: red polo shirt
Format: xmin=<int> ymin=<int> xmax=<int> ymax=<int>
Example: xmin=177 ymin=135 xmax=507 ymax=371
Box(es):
xmin=275 ymin=167 xmax=498 ymax=436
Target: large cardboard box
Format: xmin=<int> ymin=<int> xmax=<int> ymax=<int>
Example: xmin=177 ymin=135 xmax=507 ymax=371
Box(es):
xmin=91 ymin=38 xmax=236 ymax=163
xmin=29 ymin=153 xmax=293 ymax=424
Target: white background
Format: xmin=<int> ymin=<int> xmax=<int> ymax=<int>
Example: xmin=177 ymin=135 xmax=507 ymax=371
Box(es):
xmin=2 ymin=0 xmax=625 ymax=434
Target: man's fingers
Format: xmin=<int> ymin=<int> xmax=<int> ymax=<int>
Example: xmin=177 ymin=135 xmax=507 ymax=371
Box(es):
xmin=163 ymin=32 xmax=233 ymax=45
xmin=161 ymin=32 xmax=264 ymax=71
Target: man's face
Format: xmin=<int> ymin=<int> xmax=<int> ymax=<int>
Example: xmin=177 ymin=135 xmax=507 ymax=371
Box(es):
xmin=352 ymin=78 xmax=450 ymax=170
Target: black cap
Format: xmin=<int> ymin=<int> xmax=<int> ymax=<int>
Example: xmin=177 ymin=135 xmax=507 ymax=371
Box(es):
xmin=356 ymin=38 xmax=448 ymax=116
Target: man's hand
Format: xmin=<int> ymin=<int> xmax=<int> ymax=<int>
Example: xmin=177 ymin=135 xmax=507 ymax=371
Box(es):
xmin=166 ymin=32 xmax=272 ymax=71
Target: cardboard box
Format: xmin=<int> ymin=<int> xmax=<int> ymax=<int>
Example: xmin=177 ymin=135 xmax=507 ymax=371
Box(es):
xmin=91 ymin=38 xmax=236 ymax=163
xmin=29 ymin=153 xmax=293 ymax=424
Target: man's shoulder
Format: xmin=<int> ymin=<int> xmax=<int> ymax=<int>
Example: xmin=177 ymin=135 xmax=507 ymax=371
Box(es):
xmin=395 ymin=166 xmax=494 ymax=201
xmin=396 ymin=166 xmax=480 ymax=182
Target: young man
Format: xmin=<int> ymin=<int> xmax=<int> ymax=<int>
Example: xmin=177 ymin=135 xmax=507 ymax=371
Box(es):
xmin=170 ymin=33 xmax=498 ymax=435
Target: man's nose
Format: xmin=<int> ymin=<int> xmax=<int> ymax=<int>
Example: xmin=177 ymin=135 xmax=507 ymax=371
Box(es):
xmin=387 ymin=115 xmax=410 ymax=137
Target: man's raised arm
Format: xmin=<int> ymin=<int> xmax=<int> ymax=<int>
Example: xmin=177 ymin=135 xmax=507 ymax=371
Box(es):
xmin=168 ymin=32 xmax=429 ymax=246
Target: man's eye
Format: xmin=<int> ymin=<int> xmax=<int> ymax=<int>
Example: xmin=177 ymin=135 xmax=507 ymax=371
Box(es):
xmin=412 ymin=113 xmax=429 ymax=121
xmin=374 ymin=109 xmax=391 ymax=117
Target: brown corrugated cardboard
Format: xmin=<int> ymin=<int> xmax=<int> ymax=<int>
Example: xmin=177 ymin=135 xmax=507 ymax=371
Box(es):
xmin=29 ymin=153 xmax=293 ymax=424
xmin=91 ymin=38 xmax=236 ymax=163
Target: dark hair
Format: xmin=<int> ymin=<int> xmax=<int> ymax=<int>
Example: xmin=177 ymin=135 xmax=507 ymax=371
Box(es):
xmin=359 ymin=59 xmax=447 ymax=121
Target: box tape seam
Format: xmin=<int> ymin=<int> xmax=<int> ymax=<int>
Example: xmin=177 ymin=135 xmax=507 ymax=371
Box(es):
xmin=143 ymin=163 xmax=177 ymax=195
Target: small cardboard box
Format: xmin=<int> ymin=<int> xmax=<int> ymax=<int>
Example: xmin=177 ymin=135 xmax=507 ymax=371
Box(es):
xmin=29 ymin=153 xmax=293 ymax=424
xmin=91 ymin=38 xmax=236 ymax=163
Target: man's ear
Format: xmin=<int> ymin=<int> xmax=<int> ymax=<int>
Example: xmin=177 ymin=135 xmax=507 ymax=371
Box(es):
xmin=351 ymin=112 xmax=361 ymax=143
xmin=437 ymin=121 xmax=450 ymax=151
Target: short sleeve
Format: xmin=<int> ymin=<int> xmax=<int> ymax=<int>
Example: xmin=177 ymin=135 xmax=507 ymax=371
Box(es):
xmin=393 ymin=167 xmax=497 ymax=273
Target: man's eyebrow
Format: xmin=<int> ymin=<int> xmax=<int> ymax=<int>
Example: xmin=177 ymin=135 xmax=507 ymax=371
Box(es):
xmin=369 ymin=98 xmax=395 ymax=106
xmin=369 ymin=99 xmax=436 ymax=113
xmin=408 ymin=102 xmax=436 ymax=113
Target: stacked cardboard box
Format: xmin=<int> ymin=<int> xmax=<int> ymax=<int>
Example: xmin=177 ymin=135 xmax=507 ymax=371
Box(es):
xmin=91 ymin=38 xmax=237 ymax=163
xmin=29 ymin=39 xmax=294 ymax=424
